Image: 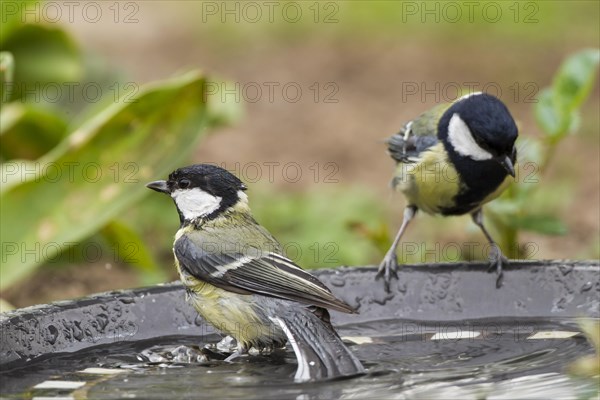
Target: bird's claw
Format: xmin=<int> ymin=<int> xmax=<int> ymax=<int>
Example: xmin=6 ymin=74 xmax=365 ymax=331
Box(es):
xmin=224 ymin=347 xmax=248 ymax=362
xmin=486 ymin=245 xmax=508 ymax=289
xmin=376 ymin=254 xmax=399 ymax=292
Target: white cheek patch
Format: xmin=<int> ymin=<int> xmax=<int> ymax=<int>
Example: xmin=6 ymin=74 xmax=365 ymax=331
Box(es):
xmin=447 ymin=113 xmax=493 ymax=160
xmin=171 ymin=188 xmax=222 ymax=220
xmin=237 ymin=190 xmax=248 ymax=205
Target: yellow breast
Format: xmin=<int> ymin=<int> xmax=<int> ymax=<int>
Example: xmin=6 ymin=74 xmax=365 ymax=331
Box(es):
xmin=175 ymin=259 xmax=280 ymax=347
xmin=394 ymin=143 xmax=461 ymax=214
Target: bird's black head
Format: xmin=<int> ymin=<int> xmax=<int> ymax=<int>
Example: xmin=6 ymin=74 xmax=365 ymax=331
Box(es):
xmin=439 ymin=93 xmax=518 ymax=176
xmin=146 ymin=164 xmax=247 ymax=224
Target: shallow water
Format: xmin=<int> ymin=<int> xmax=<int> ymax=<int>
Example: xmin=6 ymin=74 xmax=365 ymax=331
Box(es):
xmin=2 ymin=318 xmax=598 ymax=399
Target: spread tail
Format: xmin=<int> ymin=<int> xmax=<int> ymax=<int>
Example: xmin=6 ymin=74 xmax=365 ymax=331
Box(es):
xmin=271 ymin=309 xmax=365 ymax=382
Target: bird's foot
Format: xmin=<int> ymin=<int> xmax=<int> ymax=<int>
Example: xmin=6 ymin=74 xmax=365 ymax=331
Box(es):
xmin=216 ymin=335 xmax=238 ymax=353
xmin=487 ymin=245 xmax=508 ymax=289
xmin=170 ymin=345 xmax=210 ymax=363
xmin=376 ymin=253 xmax=399 ymax=292
xmin=142 ymin=344 xmax=214 ymax=364
xmin=258 ymin=345 xmax=275 ymax=355
xmin=214 ymin=336 xmax=248 ymax=362
xmin=224 ymin=346 xmax=248 ymax=362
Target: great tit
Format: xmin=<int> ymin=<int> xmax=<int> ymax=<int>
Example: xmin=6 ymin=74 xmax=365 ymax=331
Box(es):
xmin=146 ymin=164 xmax=364 ymax=382
xmin=377 ymin=92 xmax=518 ymax=290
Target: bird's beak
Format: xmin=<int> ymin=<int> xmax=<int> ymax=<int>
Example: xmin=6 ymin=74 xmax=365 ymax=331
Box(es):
xmin=146 ymin=180 xmax=170 ymax=194
xmin=498 ymin=156 xmax=515 ymax=178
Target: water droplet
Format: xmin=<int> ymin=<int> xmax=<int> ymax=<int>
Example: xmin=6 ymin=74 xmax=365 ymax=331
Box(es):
xmin=72 ymin=322 xmax=84 ymax=341
xmin=46 ymin=325 xmax=59 ymax=345
xmin=580 ymin=281 xmax=593 ymax=292
xmin=370 ymin=291 xmax=394 ymax=306
xmin=119 ymin=297 xmax=136 ymax=304
xmin=330 ymin=276 xmax=346 ymax=287
xmin=553 ymin=297 xmax=567 ymax=311
xmin=558 ymin=265 xmax=572 ymax=276
xmin=396 ymin=281 xmax=408 ymax=294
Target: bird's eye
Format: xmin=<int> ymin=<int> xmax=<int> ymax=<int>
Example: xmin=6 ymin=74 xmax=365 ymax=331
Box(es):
xmin=178 ymin=179 xmax=191 ymax=189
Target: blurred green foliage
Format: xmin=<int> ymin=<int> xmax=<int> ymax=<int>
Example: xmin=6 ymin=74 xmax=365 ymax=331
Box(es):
xmin=487 ymin=49 xmax=600 ymax=258
xmin=250 ymin=185 xmax=387 ymax=268
xmin=192 ymin=1 xmax=598 ymax=45
xmin=0 ymin=9 xmax=241 ymax=294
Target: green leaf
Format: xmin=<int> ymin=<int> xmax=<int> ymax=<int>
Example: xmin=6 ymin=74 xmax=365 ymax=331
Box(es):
xmin=552 ymin=48 xmax=600 ymax=114
xmin=100 ymin=220 xmax=168 ymax=285
xmin=204 ymin=78 xmax=245 ymax=126
xmin=0 ymin=52 xmax=14 ymax=103
xmin=0 ymin=0 xmax=37 ymax=45
xmin=1 ymin=24 xmax=83 ymax=102
xmin=535 ymin=49 xmax=599 ymax=139
xmin=0 ymin=71 xmax=240 ymax=290
xmin=534 ymin=88 xmax=562 ymax=137
xmin=566 ymin=111 xmax=581 ymax=135
xmin=0 ymin=102 xmax=68 ymax=162
xmin=514 ymin=214 xmax=568 ymax=236
xmin=0 ymin=160 xmax=36 ymax=192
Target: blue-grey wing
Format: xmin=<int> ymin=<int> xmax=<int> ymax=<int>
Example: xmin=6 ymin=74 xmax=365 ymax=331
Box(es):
xmin=387 ymin=125 xmax=438 ymax=163
xmin=174 ymin=235 xmax=356 ymax=314
xmin=387 ymin=103 xmax=448 ymax=163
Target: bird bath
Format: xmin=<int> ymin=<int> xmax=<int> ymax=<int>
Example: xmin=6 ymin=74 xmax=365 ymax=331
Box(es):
xmin=2 ymin=260 xmax=599 ymax=399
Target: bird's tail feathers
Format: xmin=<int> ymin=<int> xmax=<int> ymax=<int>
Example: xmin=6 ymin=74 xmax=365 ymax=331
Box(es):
xmin=270 ymin=310 xmax=364 ymax=382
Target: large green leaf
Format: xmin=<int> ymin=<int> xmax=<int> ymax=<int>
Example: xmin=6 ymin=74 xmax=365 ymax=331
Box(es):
xmin=0 ymin=52 xmax=14 ymax=103
xmin=0 ymin=0 xmax=37 ymax=46
xmin=100 ymin=220 xmax=168 ymax=285
xmin=0 ymin=102 xmax=68 ymax=161
xmin=0 ymin=71 xmax=238 ymax=289
xmin=1 ymin=24 xmax=83 ymax=102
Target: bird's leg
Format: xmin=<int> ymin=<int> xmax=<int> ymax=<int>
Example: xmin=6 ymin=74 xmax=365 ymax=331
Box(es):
xmin=224 ymin=343 xmax=248 ymax=362
xmin=376 ymin=206 xmax=417 ymax=292
xmin=471 ymin=209 xmax=508 ymax=288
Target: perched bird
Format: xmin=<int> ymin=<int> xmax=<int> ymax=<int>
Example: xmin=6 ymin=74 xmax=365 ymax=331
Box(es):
xmin=377 ymin=92 xmax=518 ymax=290
xmin=146 ymin=164 xmax=364 ymax=382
